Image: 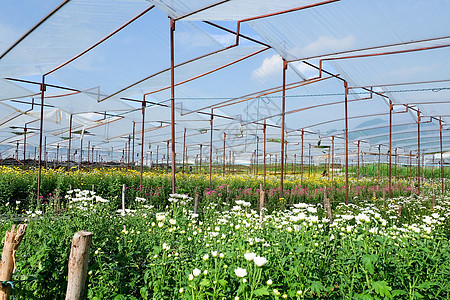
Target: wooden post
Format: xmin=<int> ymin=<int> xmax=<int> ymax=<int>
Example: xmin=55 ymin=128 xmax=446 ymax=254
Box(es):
xmin=65 ymin=231 xmax=92 ymax=300
xmin=259 ymin=184 xmax=265 ymax=227
xmin=0 ymin=224 xmax=27 ymax=300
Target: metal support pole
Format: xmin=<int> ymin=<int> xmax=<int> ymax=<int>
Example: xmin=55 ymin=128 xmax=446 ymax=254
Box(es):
xmin=132 ymin=121 xmax=135 ymax=167
xmin=308 ymin=144 xmax=311 ymax=176
xmin=80 ymin=134 xmax=83 ymax=166
xmin=182 ymin=128 xmax=186 ymax=172
xmin=285 ymin=143 xmax=288 ymax=176
xmin=229 ymin=150 xmax=232 ymax=174
xmin=378 ymin=145 xmax=381 ymax=181
xmin=37 ymin=76 xmax=46 ymax=206
xmin=331 ymin=136 xmax=334 ymax=184
xmin=440 ymin=117 xmax=445 ymax=195
xmin=395 ymin=148 xmax=398 ymax=180
xmin=67 ymin=114 xmax=73 ymax=171
xmin=44 ymin=136 xmax=47 ymax=169
xmin=170 ymin=18 xmax=176 ymax=193
xmin=417 ymin=110 xmax=421 ymax=194
xmin=275 ymin=155 xmax=278 ymax=175
xmin=199 ymin=144 xmax=202 ymax=174
xmin=23 ymin=126 xmax=27 ymax=170
xmin=166 ymin=140 xmax=170 ymax=173
xmin=87 ymin=141 xmax=91 ymax=165
xmin=301 ymin=129 xmax=304 ymax=186
xmin=280 ymin=59 xmax=287 ymax=197
xmin=389 ymin=100 xmax=393 ymax=198
xmin=222 ymin=132 xmax=226 ymax=176
xmin=140 ymin=100 xmax=146 ymax=186
xmin=357 ymin=140 xmax=360 ymax=181
xmin=294 ymin=154 xmax=297 ymax=174
xmin=209 ymin=109 xmax=213 ymax=188
xmin=263 ymin=120 xmax=267 ymax=190
xmin=344 ymin=81 xmax=349 ymax=205
xmin=156 ymin=145 xmax=159 ymax=168
xmin=127 ymin=136 xmax=131 ymax=168
xmin=256 ymin=136 xmax=259 ymax=175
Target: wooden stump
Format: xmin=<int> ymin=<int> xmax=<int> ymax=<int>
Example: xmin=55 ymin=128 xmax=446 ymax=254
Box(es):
xmin=65 ymin=231 xmax=92 ymax=300
xmin=0 ymin=224 xmax=27 ymax=300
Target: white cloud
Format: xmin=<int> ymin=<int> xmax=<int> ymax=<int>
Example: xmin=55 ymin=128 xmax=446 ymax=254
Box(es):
xmin=252 ymin=55 xmax=318 ymax=81
xmin=251 ymin=54 xmax=282 ymax=80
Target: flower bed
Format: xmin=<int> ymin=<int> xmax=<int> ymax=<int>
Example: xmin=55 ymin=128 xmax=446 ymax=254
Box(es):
xmin=1 ymin=191 xmax=449 ymax=299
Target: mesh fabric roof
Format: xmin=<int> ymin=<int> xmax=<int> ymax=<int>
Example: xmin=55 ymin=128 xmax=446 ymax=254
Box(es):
xmin=0 ymin=0 xmax=449 ymax=165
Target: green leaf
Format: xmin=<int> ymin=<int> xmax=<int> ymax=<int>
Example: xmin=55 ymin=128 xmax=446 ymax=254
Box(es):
xmin=372 ymin=281 xmax=392 ymax=298
xmin=253 ymin=287 xmax=270 ymax=296
xmin=362 ymin=254 xmax=378 ymax=275
xmin=218 ymin=279 xmax=228 ymax=288
xmin=140 ymin=287 xmax=148 ymax=300
xmin=200 ymin=279 xmax=211 ymax=287
xmin=353 ymin=292 xmax=373 ymax=300
xmin=391 ymin=290 xmax=407 ymax=297
xmin=417 ymin=281 xmax=437 ymax=290
xmin=310 ymin=281 xmax=324 ymax=297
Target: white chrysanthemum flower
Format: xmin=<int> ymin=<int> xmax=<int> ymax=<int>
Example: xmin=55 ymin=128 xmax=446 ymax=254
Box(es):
xmin=306 ymin=206 xmax=317 ymax=213
xmin=192 ymin=268 xmax=201 ymax=277
xmin=234 ymin=267 xmax=247 ymax=277
xmin=244 ymin=252 xmax=256 ymax=261
xmin=156 ymin=213 xmax=166 ymax=222
xmin=254 ymin=256 xmax=268 ymax=267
